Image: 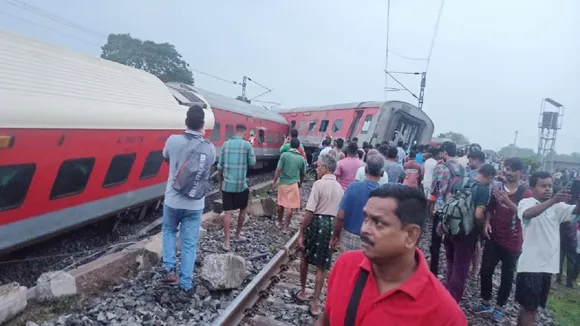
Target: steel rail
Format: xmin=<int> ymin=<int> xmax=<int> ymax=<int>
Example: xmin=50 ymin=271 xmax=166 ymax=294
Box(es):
xmin=212 ymin=231 xmax=299 ymax=326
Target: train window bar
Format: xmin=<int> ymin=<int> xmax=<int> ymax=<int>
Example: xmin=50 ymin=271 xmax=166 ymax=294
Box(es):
xmin=332 ymin=119 xmax=344 ymax=133
xmin=103 ymin=154 xmax=137 ymax=188
xmin=225 ymin=124 xmax=235 ymax=139
xmin=361 ymin=115 xmax=373 ymax=134
xmin=267 ymin=131 xmax=273 ymax=144
xmin=210 ymin=123 xmax=221 ymax=141
xmin=319 ymin=120 xmax=329 ymax=132
xmin=0 ymin=163 xmax=36 ymax=211
xmin=139 ymin=151 xmax=164 ymax=180
xmin=50 ymin=158 xmax=95 ymax=200
xmin=308 ymin=120 xmax=317 ymax=132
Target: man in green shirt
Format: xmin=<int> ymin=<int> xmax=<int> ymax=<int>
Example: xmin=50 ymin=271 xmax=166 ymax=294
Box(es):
xmin=280 ymin=129 xmax=306 ymax=159
xmin=273 ymin=138 xmax=306 ymax=232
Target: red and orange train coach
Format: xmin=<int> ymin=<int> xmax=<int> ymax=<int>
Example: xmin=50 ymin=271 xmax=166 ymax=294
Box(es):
xmin=0 ymin=31 xmax=215 ymax=254
xmin=275 ymin=100 xmax=434 ymax=153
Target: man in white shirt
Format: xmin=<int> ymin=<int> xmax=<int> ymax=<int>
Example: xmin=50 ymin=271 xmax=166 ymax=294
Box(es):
xmin=354 ymin=149 xmax=389 ymax=185
xmin=516 ymin=171 xmax=580 ymax=326
xmin=421 ymin=148 xmax=439 ymax=198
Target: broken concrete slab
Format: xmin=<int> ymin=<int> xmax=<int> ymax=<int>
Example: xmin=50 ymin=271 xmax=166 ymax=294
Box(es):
xmin=70 ymin=211 xmax=218 ymax=295
xmin=200 ymin=254 xmax=247 ymax=290
xmin=71 ymin=250 xmax=141 ymax=294
xmin=0 ymin=282 xmax=27 ymax=324
xmin=249 ymin=180 xmax=274 ymax=198
xmin=36 ymin=271 xmax=77 ymax=301
xmin=247 ymin=197 xmax=277 ymax=217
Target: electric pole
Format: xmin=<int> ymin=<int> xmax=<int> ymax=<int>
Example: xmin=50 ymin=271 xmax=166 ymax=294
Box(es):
xmin=511 ymin=130 xmax=518 ymax=157
xmin=418 ymin=72 xmax=426 ymax=110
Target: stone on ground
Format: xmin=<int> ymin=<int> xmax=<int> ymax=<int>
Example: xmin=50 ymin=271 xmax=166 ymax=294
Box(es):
xmin=200 ymin=253 xmax=248 ymax=290
xmin=0 ymin=282 xmax=27 ymax=324
xmin=36 ymin=271 xmax=77 ymax=301
xmin=247 ymin=197 xmax=277 ymax=217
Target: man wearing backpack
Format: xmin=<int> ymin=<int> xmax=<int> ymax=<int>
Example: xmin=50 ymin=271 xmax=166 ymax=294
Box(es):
xmin=474 ymin=158 xmax=532 ymax=322
xmin=161 ymin=104 xmax=216 ymax=291
xmin=428 ymin=141 xmax=463 ymax=275
xmin=442 ymin=164 xmax=495 ymax=303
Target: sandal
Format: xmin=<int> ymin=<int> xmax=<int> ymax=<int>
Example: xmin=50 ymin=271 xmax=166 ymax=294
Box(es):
xmin=309 ymin=306 xmax=322 ymax=317
xmin=292 ymin=289 xmax=308 ymax=304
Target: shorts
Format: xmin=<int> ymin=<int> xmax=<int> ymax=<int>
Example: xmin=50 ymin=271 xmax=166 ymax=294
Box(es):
xmin=515 ymin=272 xmax=552 ymax=311
xmin=221 ymin=188 xmax=249 ymax=211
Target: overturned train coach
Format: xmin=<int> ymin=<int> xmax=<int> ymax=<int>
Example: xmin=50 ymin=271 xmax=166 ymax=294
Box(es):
xmin=275 ymin=100 xmax=434 ymax=153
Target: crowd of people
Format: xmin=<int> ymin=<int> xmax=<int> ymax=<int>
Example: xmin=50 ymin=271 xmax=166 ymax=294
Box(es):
xmin=158 ymin=105 xmax=580 ymax=326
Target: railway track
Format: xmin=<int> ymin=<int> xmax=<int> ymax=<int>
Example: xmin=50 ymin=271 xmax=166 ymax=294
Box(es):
xmin=214 ymin=231 xmax=325 ymax=326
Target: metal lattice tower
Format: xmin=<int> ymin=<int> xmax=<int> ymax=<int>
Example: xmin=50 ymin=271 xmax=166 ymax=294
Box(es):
xmin=537 ymin=98 xmax=565 ymax=172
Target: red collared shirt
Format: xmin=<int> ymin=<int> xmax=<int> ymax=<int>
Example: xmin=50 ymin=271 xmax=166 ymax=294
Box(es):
xmin=324 ymin=249 xmax=466 ymax=326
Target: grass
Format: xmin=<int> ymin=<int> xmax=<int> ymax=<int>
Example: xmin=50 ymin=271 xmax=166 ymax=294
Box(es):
xmin=549 ymin=282 xmax=580 ymax=326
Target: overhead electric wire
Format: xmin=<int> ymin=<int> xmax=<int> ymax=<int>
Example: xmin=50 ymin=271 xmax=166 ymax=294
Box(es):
xmin=389 ymin=50 xmax=427 ymax=61
xmin=191 ymin=68 xmax=240 ymax=86
xmin=385 ymin=71 xmax=419 ymax=100
xmin=4 ymin=0 xmax=107 ymax=39
xmin=383 ymin=0 xmax=391 ymax=99
xmin=0 ymin=10 xmax=101 ymax=47
xmin=425 ymin=0 xmax=445 ymax=72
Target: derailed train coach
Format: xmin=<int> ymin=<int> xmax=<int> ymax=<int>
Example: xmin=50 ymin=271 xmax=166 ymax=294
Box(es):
xmin=274 ymin=100 xmax=434 ymax=150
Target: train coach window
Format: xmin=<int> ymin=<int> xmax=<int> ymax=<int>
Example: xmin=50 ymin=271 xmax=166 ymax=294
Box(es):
xmin=103 ymin=153 xmax=136 ymax=188
xmin=290 ymin=120 xmax=296 ymax=129
xmin=140 ymin=151 xmax=164 ymax=180
xmin=361 ymin=115 xmax=373 ymax=134
xmin=210 ymin=123 xmax=221 ymax=141
xmin=298 ymin=120 xmax=305 ymax=131
xmin=308 ymin=120 xmax=317 ymax=132
xmin=275 ymin=132 xmax=280 ymax=144
xmin=0 ymin=163 xmax=35 ymax=211
xmin=332 ymin=119 xmax=343 ymax=133
xmin=258 ymin=130 xmax=265 ymax=144
xmin=267 ymin=131 xmax=273 ymax=144
xmin=319 ymin=120 xmax=329 ymax=132
xmin=225 ymin=124 xmax=235 ymax=139
xmin=50 ymin=158 xmax=95 ymax=200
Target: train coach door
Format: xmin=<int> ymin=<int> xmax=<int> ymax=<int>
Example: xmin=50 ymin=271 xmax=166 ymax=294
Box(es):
xmin=347 ymin=110 xmax=364 ymax=140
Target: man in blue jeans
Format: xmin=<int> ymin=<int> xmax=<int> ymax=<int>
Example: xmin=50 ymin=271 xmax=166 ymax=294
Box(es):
xmin=161 ymin=104 xmax=216 ymax=291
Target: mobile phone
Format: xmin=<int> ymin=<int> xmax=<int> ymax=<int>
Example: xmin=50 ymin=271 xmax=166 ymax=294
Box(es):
xmin=570 ymin=179 xmax=580 ymax=204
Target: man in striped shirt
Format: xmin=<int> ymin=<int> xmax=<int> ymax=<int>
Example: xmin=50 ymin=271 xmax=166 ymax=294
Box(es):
xmin=217 ymin=124 xmax=256 ymax=251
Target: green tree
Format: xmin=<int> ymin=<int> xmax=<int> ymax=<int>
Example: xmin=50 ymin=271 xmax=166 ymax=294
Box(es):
xmin=436 ymin=131 xmax=470 ymax=146
xmin=522 ymin=156 xmax=541 ymax=173
xmin=101 ymin=33 xmax=194 ymax=84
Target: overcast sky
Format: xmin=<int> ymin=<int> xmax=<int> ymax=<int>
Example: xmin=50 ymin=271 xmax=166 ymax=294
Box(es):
xmin=1 ymin=0 xmax=578 ymax=153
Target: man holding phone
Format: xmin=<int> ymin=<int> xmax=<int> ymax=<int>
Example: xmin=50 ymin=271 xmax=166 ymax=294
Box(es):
xmin=474 ymin=158 xmax=532 ymax=322
xmin=515 ymin=172 xmax=580 ymax=326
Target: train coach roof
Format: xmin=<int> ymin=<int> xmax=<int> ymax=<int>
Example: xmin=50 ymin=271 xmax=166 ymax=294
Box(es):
xmin=189 ymin=86 xmax=289 ymax=124
xmin=274 ymin=101 xmax=385 ymax=113
xmin=0 ymin=31 xmax=214 ymax=130
xmin=275 ymin=100 xmax=433 ymax=127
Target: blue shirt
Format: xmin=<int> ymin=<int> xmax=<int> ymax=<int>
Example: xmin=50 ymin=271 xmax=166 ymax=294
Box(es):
xmin=416 ymin=152 xmax=424 ymax=165
xmin=339 ymin=180 xmax=380 ymax=235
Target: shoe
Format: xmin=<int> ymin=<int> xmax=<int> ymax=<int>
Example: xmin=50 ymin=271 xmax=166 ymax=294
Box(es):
xmin=492 ymin=309 xmax=503 ymax=322
xmin=162 ymin=268 xmax=178 ymax=284
xmin=474 ymin=303 xmax=493 ymax=314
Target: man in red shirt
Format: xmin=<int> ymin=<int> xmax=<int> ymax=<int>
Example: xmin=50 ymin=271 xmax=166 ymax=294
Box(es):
xmin=317 ymin=185 xmax=466 ymax=326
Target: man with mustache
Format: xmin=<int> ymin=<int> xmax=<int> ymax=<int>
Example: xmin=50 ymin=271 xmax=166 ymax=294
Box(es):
xmin=317 ymin=185 xmax=466 ymax=326
xmin=515 ymin=172 xmax=580 ymax=326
